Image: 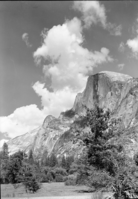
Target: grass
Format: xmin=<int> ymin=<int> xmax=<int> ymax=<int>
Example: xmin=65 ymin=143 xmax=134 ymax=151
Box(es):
xmin=1 ymin=182 xmax=92 ymax=198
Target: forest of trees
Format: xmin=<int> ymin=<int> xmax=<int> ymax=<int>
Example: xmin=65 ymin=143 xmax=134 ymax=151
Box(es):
xmin=0 ymin=142 xmax=74 ymax=193
xmin=74 ymin=107 xmax=138 ymax=199
xmin=1 ymin=107 xmax=138 ymax=198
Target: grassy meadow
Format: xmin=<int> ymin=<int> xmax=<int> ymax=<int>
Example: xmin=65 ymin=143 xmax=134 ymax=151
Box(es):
xmin=1 ymin=182 xmax=93 ymax=198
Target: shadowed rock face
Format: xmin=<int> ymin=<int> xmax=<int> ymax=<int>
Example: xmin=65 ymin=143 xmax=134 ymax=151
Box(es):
xmin=7 ymin=71 xmax=138 ymax=160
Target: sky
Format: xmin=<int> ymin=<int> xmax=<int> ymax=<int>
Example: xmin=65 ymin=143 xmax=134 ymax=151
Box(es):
xmin=1 ymin=0 xmax=138 ymax=142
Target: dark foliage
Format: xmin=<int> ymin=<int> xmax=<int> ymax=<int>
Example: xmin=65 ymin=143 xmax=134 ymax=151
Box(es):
xmin=5 ymin=151 xmax=24 ymax=185
xmin=0 ymin=146 xmax=41 ymax=193
xmin=75 ymin=107 xmax=138 ymax=198
xmin=17 ymin=162 xmax=41 ymax=193
xmin=134 ymin=152 xmax=138 ymax=166
xmin=48 ymin=153 xmax=58 ymax=167
xmin=28 ymin=149 xmax=34 ymax=165
xmin=63 ymin=109 xmax=75 ymax=118
xmin=61 ymin=155 xmax=74 ymax=172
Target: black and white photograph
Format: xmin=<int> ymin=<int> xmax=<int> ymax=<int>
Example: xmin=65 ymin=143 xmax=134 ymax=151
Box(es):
xmin=1 ymin=1 xmax=138 ymax=199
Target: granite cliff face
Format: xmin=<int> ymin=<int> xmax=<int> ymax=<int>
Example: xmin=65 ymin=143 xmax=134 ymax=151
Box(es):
xmin=7 ymin=71 xmax=138 ymax=160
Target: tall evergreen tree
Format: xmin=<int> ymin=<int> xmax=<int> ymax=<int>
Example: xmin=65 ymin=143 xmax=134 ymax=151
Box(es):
xmin=49 ymin=153 xmax=58 ymax=167
xmin=0 ymin=142 xmax=9 ymax=183
xmin=28 ymin=149 xmax=34 ymax=164
xmin=2 ymin=142 xmax=9 ymax=159
xmin=77 ymin=107 xmax=138 ymax=198
xmin=61 ymin=155 xmax=66 ymax=168
xmin=79 ymin=107 xmax=123 ymax=176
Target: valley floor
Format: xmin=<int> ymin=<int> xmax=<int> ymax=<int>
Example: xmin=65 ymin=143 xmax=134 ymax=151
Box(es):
xmin=1 ymin=182 xmax=92 ymax=198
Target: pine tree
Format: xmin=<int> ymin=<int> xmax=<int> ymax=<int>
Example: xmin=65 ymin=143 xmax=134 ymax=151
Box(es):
xmin=61 ymin=155 xmax=66 ymax=168
xmin=5 ymin=151 xmax=24 ymax=186
xmin=0 ymin=142 xmax=9 ymax=183
xmin=79 ymin=107 xmax=124 ymax=176
xmin=2 ymin=142 xmax=9 ymax=159
xmin=78 ymin=107 xmax=138 ymax=197
xmin=49 ymin=153 xmax=58 ymax=167
xmin=28 ymin=149 xmax=34 ymax=164
xmin=65 ymin=156 xmax=74 ymax=171
xmin=17 ymin=162 xmax=41 ymax=193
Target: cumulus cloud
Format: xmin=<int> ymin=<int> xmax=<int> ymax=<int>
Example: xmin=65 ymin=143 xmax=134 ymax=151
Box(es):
xmin=34 ymin=17 xmax=113 ymax=92
xmin=33 ymin=17 xmax=113 ymax=119
xmin=127 ymin=36 xmax=138 ymax=54
xmin=73 ymin=1 xmax=122 ymax=36
xmin=0 ymin=16 xmax=114 ymax=139
xmin=119 ymin=42 xmax=125 ymax=52
xmin=118 ymin=63 xmax=124 ymax=71
xmin=126 ymin=17 xmax=138 ymax=58
xmin=32 ymin=82 xmax=77 ymax=117
xmin=0 ymin=105 xmax=45 ymax=138
xmin=108 ymin=24 xmax=122 ymax=36
xmin=73 ymin=1 xmax=107 ymax=29
xmin=22 ymin=33 xmax=32 ymax=47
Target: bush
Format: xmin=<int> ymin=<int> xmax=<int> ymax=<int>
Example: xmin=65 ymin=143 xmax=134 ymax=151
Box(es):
xmin=76 ymin=172 xmax=88 ymax=185
xmin=41 ymin=166 xmax=50 ymax=175
xmin=53 ymin=167 xmax=67 ymax=176
xmin=87 ymin=169 xmax=113 ymax=191
xmin=69 ymin=163 xmax=79 ymax=174
xmin=39 ymin=167 xmax=67 ymax=182
xmin=40 ymin=174 xmax=49 ymax=183
xmin=46 ymin=171 xmax=54 ymax=182
xmin=55 ymin=174 xmax=64 ymax=182
xmin=24 ymin=177 xmax=41 ymax=193
xmin=63 ymin=109 xmax=75 ymax=118
xmin=65 ymin=174 xmax=77 ymax=186
xmin=17 ymin=162 xmax=41 ymax=193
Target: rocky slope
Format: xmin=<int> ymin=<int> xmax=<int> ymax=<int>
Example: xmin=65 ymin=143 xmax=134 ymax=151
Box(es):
xmin=7 ymin=71 xmax=138 ymax=160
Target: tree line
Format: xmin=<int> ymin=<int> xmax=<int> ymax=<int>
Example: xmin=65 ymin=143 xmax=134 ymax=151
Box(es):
xmin=1 ymin=107 xmax=138 ymax=198
xmin=0 ymin=142 xmax=74 ymax=193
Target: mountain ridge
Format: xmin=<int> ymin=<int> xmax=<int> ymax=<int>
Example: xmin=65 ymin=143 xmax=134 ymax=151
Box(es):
xmin=6 ymin=71 xmax=138 ymax=160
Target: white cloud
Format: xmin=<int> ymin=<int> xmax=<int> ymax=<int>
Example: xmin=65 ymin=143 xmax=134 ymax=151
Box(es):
xmin=73 ymin=1 xmax=122 ymax=36
xmin=118 ymin=63 xmax=124 ymax=70
xmin=34 ymin=17 xmax=113 ymax=92
xmin=22 ymin=33 xmax=32 ymax=47
xmin=73 ymin=1 xmax=107 ymax=29
xmin=0 ymin=17 xmax=114 ymax=140
xmin=0 ymin=105 xmax=45 ymax=138
xmin=127 ymin=36 xmax=138 ymax=54
xmin=108 ymin=24 xmax=122 ymax=36
xmin=119 ymin=42 xmax=125 ymax=52
xmin=32 ymin=82 xmax=77 ymax=117
xmin=33 ymin=17 xmax=113 ymax=119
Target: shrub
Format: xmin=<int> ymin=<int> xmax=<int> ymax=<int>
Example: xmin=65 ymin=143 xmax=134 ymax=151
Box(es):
xmin=87 ymin=169 xmax=113 ymax=191
xmin=111 ymin=165 xmax=138 ymax=199
xmin=24 ymin=177 xmax=41 ymax=193
xmin=46 ymin=171 xmax=54 ymax=182
xmin=69 ymin=163 xmax=79 ymax=174
xmin=53 ymin=167 xmax=67 ymax=176
xmin=65 ymin=174 xmax=77 ymax=186
xmin=55 ymin=174 xmax=64 ymax=182
xmin=63 ymin=109 xmax=75 ymax=118
xmin=17 ymin=162 xmax=41 ymax=193
xmin=40 ymin=166 xmax=50 ymax=175
xmin=40 ymin=174 xmax=49 ymax=183
xmin=76 ymin=172 xmax=88 ymax=185
xmin=48 ymin=154 xmax=58 ymax=167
